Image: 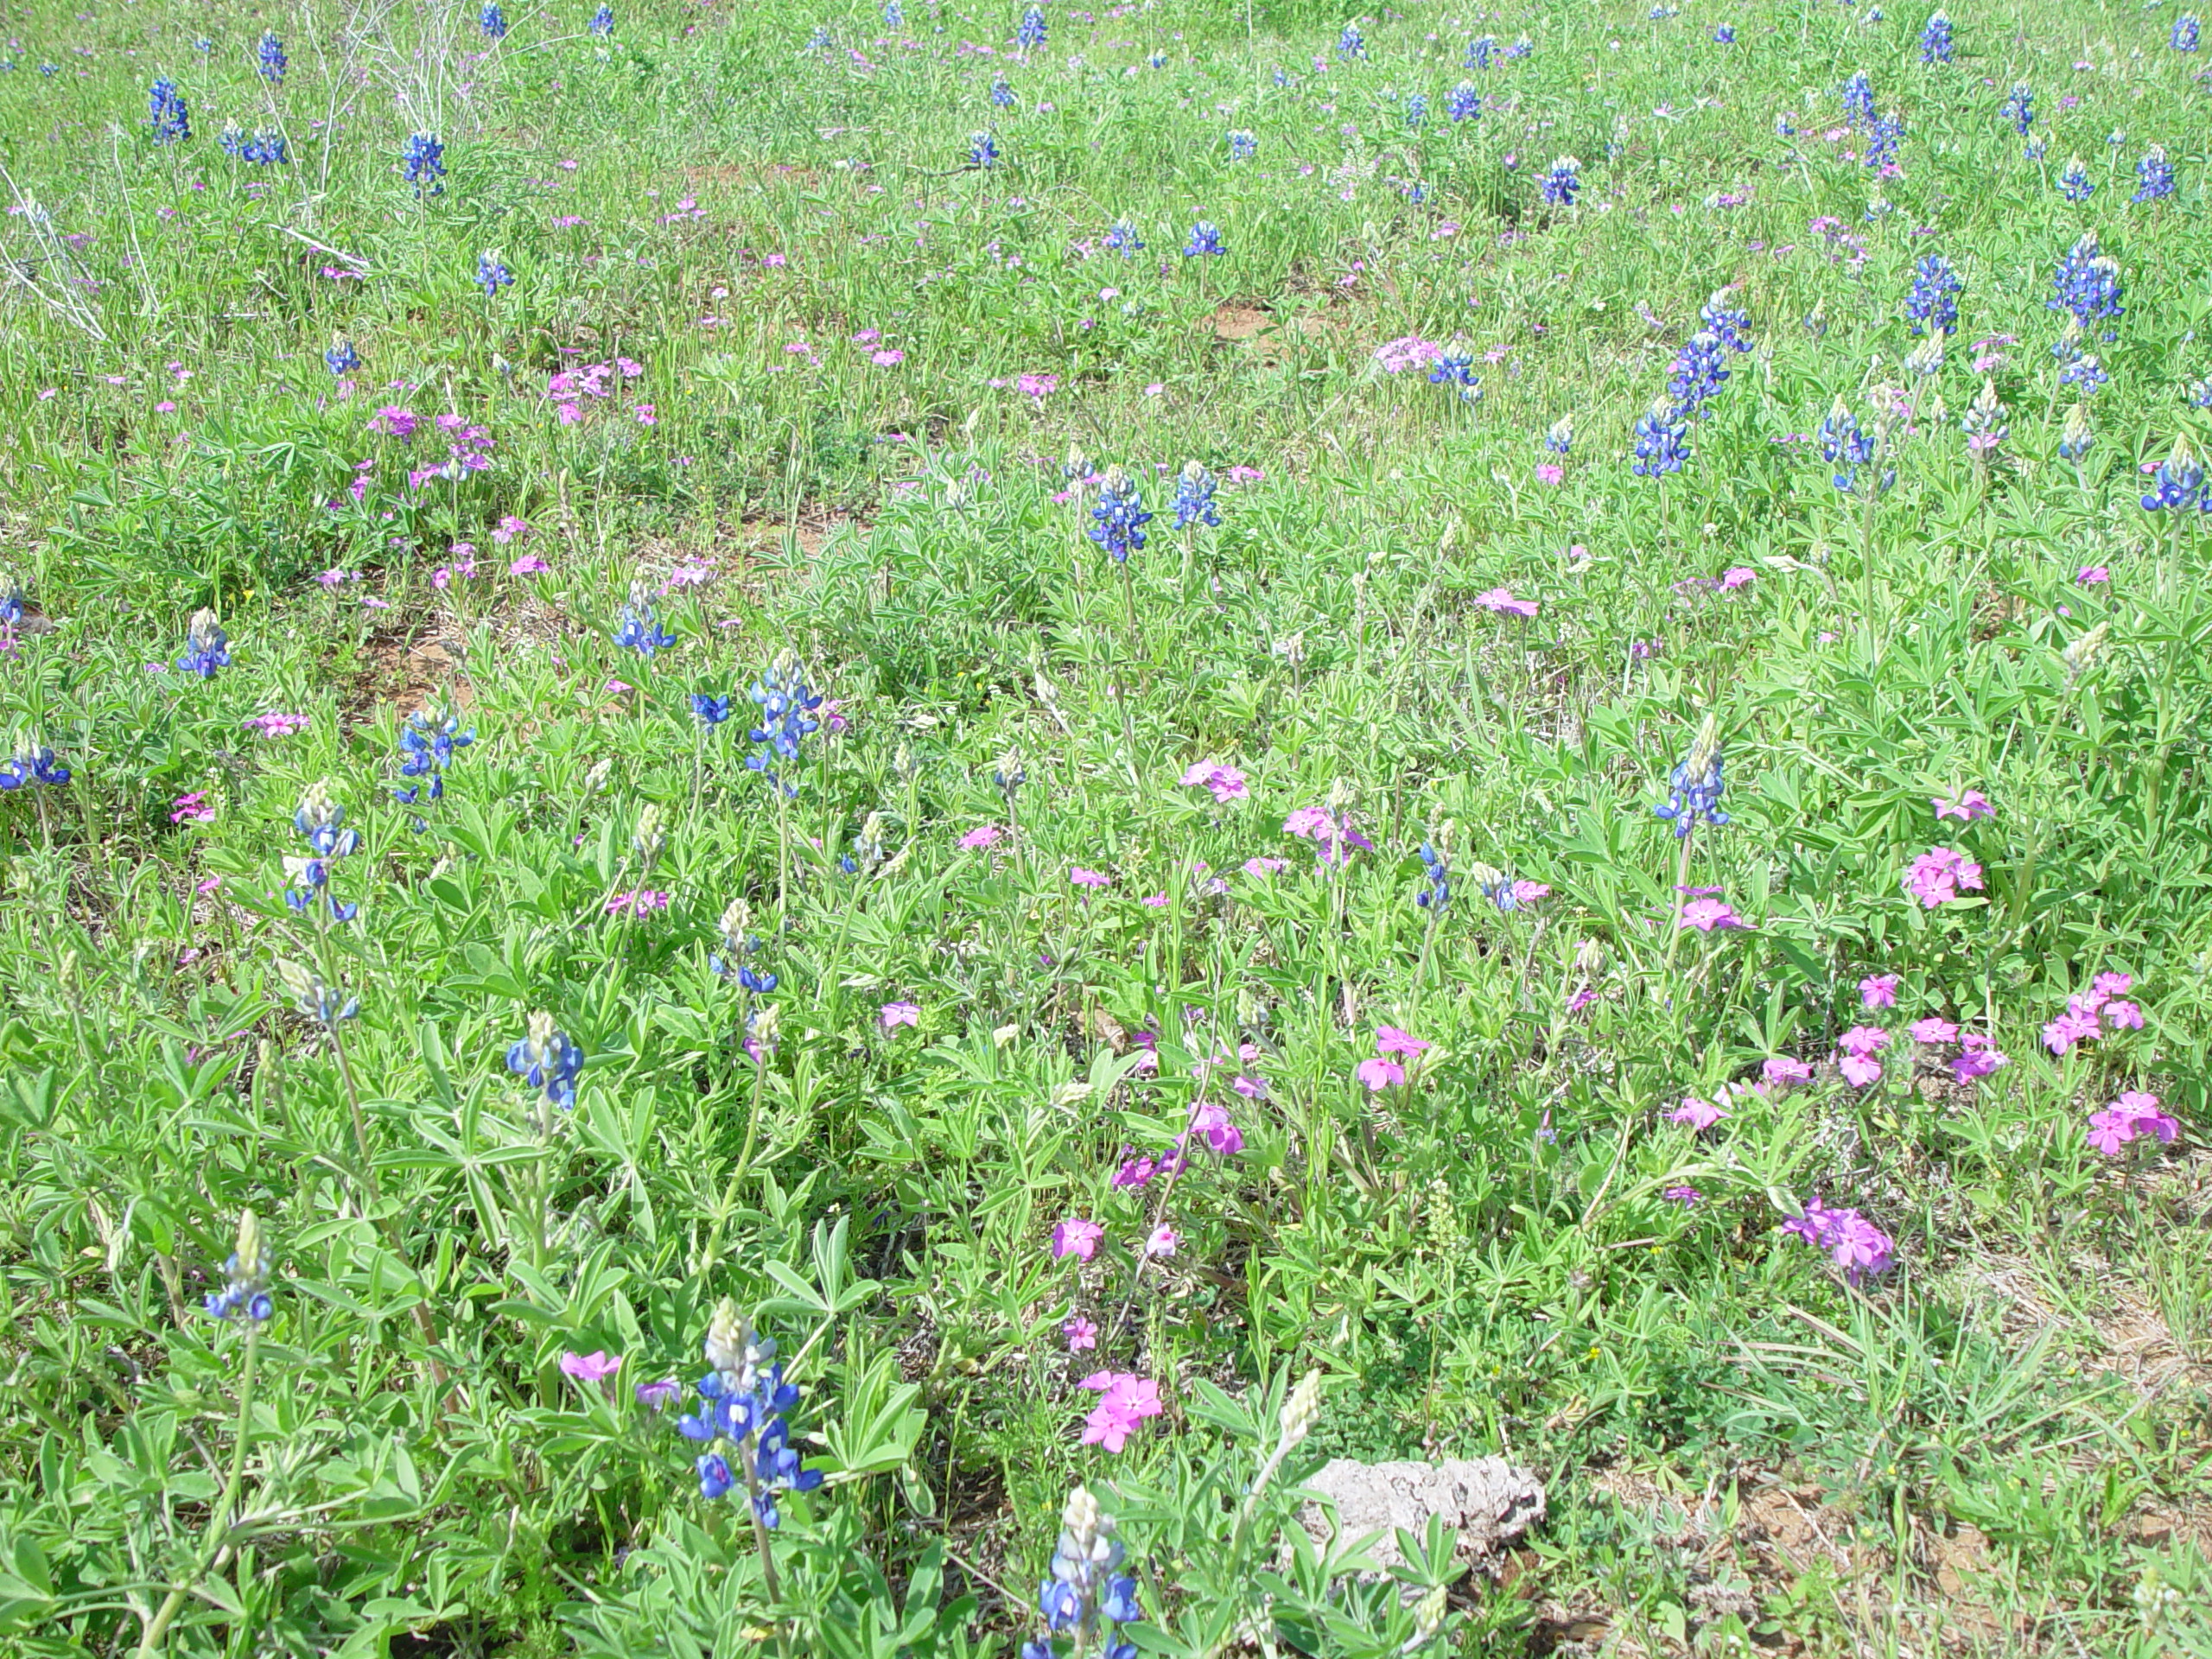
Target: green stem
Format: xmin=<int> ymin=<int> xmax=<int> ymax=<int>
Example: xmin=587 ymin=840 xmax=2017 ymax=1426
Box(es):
xmin=137 ymin=1327 xmax=258 ymax=1656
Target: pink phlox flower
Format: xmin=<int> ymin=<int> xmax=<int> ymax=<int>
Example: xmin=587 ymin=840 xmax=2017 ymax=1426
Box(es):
xmin=1112 ymin=1151 xmax=1159 ymax=1189
xmin=2076 ymin=566 xmax=2110 ymax=585
xmin=491 ymin=514 xmax=530 ymax=544
xmin=1016 ymin=372 xmax=1059 ymax=397
xmin=872 ymin=348 xmax=906 ymax=366
xmin=1859 ymin=974 xmax=1900 ymax=1009
xmin=1904 ymin=846 xmax=1983 ymax=906
xmin=2085 ymin=1092 xmax=2174 ymax=1156
xmin=1232 ymin=1073 xmax=1268 ymax=1100
xmin=245 ymin=711 xmax=310 ymax=737
xmin=1375 ymin=1027 xmax=1432 ymax=1060
xmin=1354 ymin=1057 xmax=1405 ymax=1091
xmin=2102 ymin=999 xmax=2144 ymax=1030
xmin=510 ymin=553 xmax=551 ymax=575
xmin=170 ymin=791 xmax=216 ymax=823
xmin=1179 ymin=761 xmax=1250 ymax=802
xmin=1243 ymin=855 xmax=1287 ymax=876
xmin=1052 ymin=1218 xmax=1104 ymax=1261
xmin=1144 ymin=1224 xmax=1179 ymax=1257
xmin=1781 ymin=1198 xmax=1895 ymax=1282
xmin=1931 ymin=789 xmax=1994 ymax=822
xmin=1668 ymin=1096 xmax=1726 ymax=1130
xmin=1141 ymin=893 xmax=1168 ymax=907
xmin=1185 ymin=1099 xmax=1243 ymax=1154
xmin=1762 ymin=1056 xmax=1814 ymax=1086
xmin=1838 ymin=1053 xmax=1883 ymax=1088
xmin=1719 ymin=566 xmax=1757 ymax=589
xmin=1950 ymin=1038 xmax=2009 ymax=1083
xmin=958 ymin=825 xmax=1005 ymax=850
xmin=1677 ymin=897 xmax=1750 ymax=931
xmin=1373 ymin=334 xmax=1443 ymax=373
xmin=880 ymin=1001 xmax=920 ymax=1030
xmin=1534 ymin=462 xmax=1564 ymax=485
xmin=1473 ymin=587 xmax=1540 ymax=617
xmin=1282 ymin=805 xmax=1372 ymax=865
xmin=316 ymin=568 xmax=360 ymax=588
xmin=1908 ymin=1017 xmax=1961 ymax=1045
xmin=1838 ymin=1026 xmax=1891 ymax=1058
xmin=2043 ymin=1003 xmax=2101 ymax=1055
xmin=1511 ymin=880 xmax=1553 ymax=906
xmin=1070 ymin=867 xmax=1111 ymax=888
xmin=559 ymin=1350 xmax=622 ymax=1382
xmin=1076 ymin=1371 xmax=1164 ymax=1452
xmin=603 ymin=889 xmax=669 ymax=917
xmin=2092 ymin=970 xmax=2134 ymax=999
xmin=1064 ymin=1317 xmax=1098 ymax=1351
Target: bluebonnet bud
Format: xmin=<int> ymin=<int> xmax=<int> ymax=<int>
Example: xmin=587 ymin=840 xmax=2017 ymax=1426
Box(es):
xmin=1840 ymin=71 xmax=1874 ymax=130
xmin=691 ymin=691 xmax=733 ymax=728
xmin=0 ymin=573 xmax=21 ymax=626
xmin=1403 ymin=92 xmax=1427 ymax=129
xmin=1273 ymin=65 xmax=1289 ymax=86
xmin=589 ymin=4 xmax=616 ymax=35
xmin=2058 ymin=403 xmax=2093 ymax=461
xmin=1147 ymin=49 xmax=1166 ymax=68
xmin=178 ymin=607 xmax=231 ymax=677
xmin=883 ymin=1 xmax=902 ymax=26
xmin=1508 ymin=40 xmax=1531 ymax=60
xmin=1700 ymin=289 xmax=1754 ymax=353
xmin=1018 ymin=5 xmax=1047 ymax=48
xmin=1714 ymin=23 xmax=1735 ymax=42
xmin=992 ymin=75 xmax=1016 ymax=107
xmin=475 ymin=250 xmax=513 ymax=296
xmin=2024 ymin=132 xmax=2048 ymax=163
xmin=1961 ymin=377 xmax=2007 ymax=455
xmin=1904 ymin=336 xmax=1943 ymax=379
xmin=993 ymin=747 xmax=1026 ymax=800
xmin=2174 ymin=13 xmax=2200 ymax=50
xmin=1864 ymin=109 xmax=1903 ymax=170
xmin=2057 ymin=155 xmax=2094 ymax=201
xmin=1172 ymin=461 xmax=1219 ymax=529
xmin=402 ymin=131 xmax=446 ymax=197
xmin=709 ymin=898 xmax=767 ymax=983
xmin=2000 ymin=83 xmax=2033 ymax=136
xmin=1105 ymin=218 xmax=1143 ymax=256
xmin=202 ymin=1210 xmax=275 ymax=1324
xmin=1537 ymin=155 xmax=1580 ymax=207
xmin=397 ymin=703 xmax=474 ymax=792
xmin=1089 ymin=466 xmax=1153 ymax=563
xmin=1544 ymin=414 xmax=1573 ymax=454
xmin=2134 ymin=143 xmax=2175 ymax=203
xmin=747 ymin=652 xmax=824 ymax=794
xmin=276 ymin=957 xmax=360 ymax=1027
xmin=1026 ymin=1487 xmax=1141 ymax=1659
xmin=1446 ymin=79 xmax=1481 ymax=121
xmin=1227 ymin=128 xmax=1255 ymax=160
xmin=969 ymin=130 xmax=999 ymax=168
xmin=1819 ymin=394 xmax=1878 ymax=493
xmin=1632 ymin=398 xmax=1689 ymax=477
xmin=148 ymin=78 xmax=190 ymax=143
xmin=1919 ymin=10 xmax=1952 ymax=62
xmin=1415 ymin=841 xmax=1451 ymax=910
xmin=1428 ymin=351 xmax=1481 ymax=404
xmin=325 ymin=334 xmax=360 ymax=377
xmin=257 ymin=32 xmax=287 ymax=83
xmin=615 ymin=582 xmax=677 ymax=656
xmin=0 ymin=734 xmax=69 ymax=791
xmin=1338 ymin=22 xmax=1364 ymax=58
xmin=805 ymin=24 xmax=833 ymax=52
xmin=1666 ymin=331 xmax=1730 ymax=416
xmin=509 ymin=1010 xmax=585 ymax=1112
xmin=679 ymin=1301 xmax=823 ymax=1525
xmin=1653 ymin=713 xmax=1728 ymax=839
xmin=1904 ymin=252 xmax=1961 ymax=335
xmin=286 ymin=781 xmax=361 ymax=920
xmin=2140 ymin=435 xmax=2205 ymax=512
xmin=1183 ymin=219 xmax=1224 ymax=257
xmin=2049 ymin=232 xmax=2122 ymax=328
xmin=481 ymin=3 xmax=508 ymax=40
xmin=2189 ymin=378 xmax=2212 ymax=410
xmin=221 ymin=124 xmax=289 ymax=165
xmin=37 ymin=63 xmax=57 ymax=77
xmin=1466 ymin=35 xmax=1497 ymax=68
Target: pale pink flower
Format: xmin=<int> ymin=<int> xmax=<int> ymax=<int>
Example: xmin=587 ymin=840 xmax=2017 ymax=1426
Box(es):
xmin=1473 ymin=587 xmax=1539 ymax=617
xmin=1719 ymin=566 xmax=1757 ymax=589
xmin=958 ymin=825 xmax=1005 ymax=850
xmin=2076 ymin=565 xmax=2109 ymax=585
xmin=1064 ymin=1317 xmax=1098 ymax=1351
xmin=509 ymin=553 xmax=551 ymax=575
xmin=1763 ymin=1056 xmax=1814 ymax=1086
xmin=1838 ymin=1054 xmax=1882 ymax=1087
xmin=1677 ymin=897 xmax=1750 ymax=931
xmin=880 ymin=1001 xmax=920 ymax=1030
xmin=1375 ymin=1027 xmax=1431 ymax=1059
xmin=1070 ymin=867 xmax=1110 ymax=888
xmin=1077 ymin=1371 xmax=1163 ymax=1452
xmin=1179 ymin=761 xmax=1250 ymax=802
xmin=1908 ymin=1017 xmax=1960 ymax=1044
xmin=1838 ymin=1026 xmax=1891 ymax=1058
xmin=1859 ymin=974 xmax=1900 ymax=1008
xmin=1354 ymin=1056 xmax=1405 ymax=1091
xmin=871 ymin=348 xmax=906 ymax=366
xmin=1243 ymin=856 xmax=1287 ymax=877
xmin=559 ymin=1350 xmax=622 ymax=1383
xmin=633 ymin=404 xmax=656 ymax=425
xmin=1931 ymin=790 xmax=1994 ymax=822
xmin=1904 ymin=847 xmax=1983 ymax=906
xmin=1052 ymin=1218 xmax=1104 ymax=1262
xmin=1144 ymin=1224 xmax=1179 ymax=1257
xmin=1668 ymin=1096 xmax=1726 ymax=1130
xmin=1534 ymin=462 xmax=1564 ymax=486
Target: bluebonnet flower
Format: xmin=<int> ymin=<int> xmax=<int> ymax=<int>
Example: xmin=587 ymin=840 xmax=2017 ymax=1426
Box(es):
xmin=1632 ymin=399 xmax=1689 ymax=477
xmin=148 ymin=78 xmax=190 ymax=143
xmin=2058 ymin=403 xmax=2093 ymax=460
xmin=1415 ymin=841 xmax=1450 ymax=910
xmin=1428 ymin=351 xmax=1481 ymax=404
xmin=0 ymin=575 xmax=22 ymax=626
xmin=325 ymin=334 xmax=360 ymax=377
xmin=508 ymin=1010 xmax=585 ymax=1112
xmin=1666 ymin=331 xmax=1731 ymax=416
xmin=709 ymin=899 xmax=770 ymax=984
xmin=969 ymin=130 xmax=999 ymax=168
xmin=1446 ymin=79 xmax=1481 ymax=121
xmin=226 ymin=127 xmax=288 ymax=165
xmin=1147 ymin=49 xmax=1166 ymax=68
xmin=1961 ymin=377 xmax=2008 ymax=456
xmin=1022 ymin=1488 xmax=1141 ymax=1659
xmin=678 ymin=1302 xmax=823 ymax=1525
xmin=1090 ymin=466 xmax=1153 ymax=563
xmin=1172 ymin=461 xmax=1219 ymax=529
xmin=1864 ymin=109 xmax=1903 ymax=170
xmin=992 ymin=75 xmax=1016 ymax=107
xmin=1273 ymin=65 xmax=1289 ymax=86
xmin=747 ymin=652 xmax=824 ymax=793
xmin=883 ymin=1 xmax=902 ymax=26
xmin=615 ymin=582 xmax=677 ymax=656
xmin=2190 ymin=378 xmax=2212 ymax=410
xmin=402 ymin=131 xmax=446 ymax=197
xmin=1338 ymin=22 xmax=1364 ymax=58
xmin=2000 ymin=83 xmax=2033 ymax=137
xmin=202 ymin=1210 xmax=275 ymax=1325
xmin=2134 ymin=143 xmax=2174 ymax=203
xmin=1840 ymin=71 xmax=1874 ymax=130
xmin=1544 ymin=414 xmax=1573 ymax=454
xmin=1537 ymin=155 xmax=1580 ymax=207
xmin=276 ymin=958 xmax=359 ymax=1027
xmin=177 ymin=607 xmax=230 ymax=677
xmin=2174 ymin=13 xmax=2200 ymax=51
xmin=1700 ymin=289 xmax=1754 ymax=353
xmin=1776 ymin=111 xmax=1797 ymax=139
xmin=1904 ymin=252 xmax=1961 ymax=335
xmin=397 ymin=704 xmax=474 ymax=795
xmin=805 ymin=24 xmax=833 ymax=51
xmin=1404 ymin=92 xmax=1427 ymax=129
xmin=2057 ymin=154 xmax=2093 ymax=201
xmin=481 ymin=3 xmax=508 ymax=39
xmin=1819 ymin=394 xmax=1880 ymax=493
xmin=2024 ymin=132 xmax=2048 ymax=163
xmin=1105 ymin=218 xmax=1143 ymax=256
xmin=476 ymin=249 xmax=514 ymax=296
xmin=2140 ymin=435 xmax=2205 ymax=512
xmin=1227 ymin=128 xmax=1255 ymax=160
xmin=1919 ymin=10 xmax=1953 ymax=63
xmin=1466 ymin=35 xmax=1497 ymax=67
xmin=1018 ymin=5 xmax=1047 ymax=49
xmin=1653 ymin=715 xmax=1728 ymax=838
xmin=2059 ymin=353 xmax=2108 ymax=394
xmin=287 ymin=781 xmax=362 ymax=920
xmin=1714 ymin=23 xmax=1735 ymax=42
xmin=257 ymin=31 xmax=286 ymax=83
xmin=37 ymin=63 xmax=56 ymax=77
xmin=0 ymin=734 xmax=69 ymax=790
xmin=691 ymin=691 xmax=733 ymax=728
xmin=590 ymin=4 xmax=616 ymax=35
xmin=1904 ymin=336 xmax=1943 ymax=379
xmin=1183 ymin=219 xmax=1224 ymax=257
xmin=2049 ymin=232 xmax=2122 ymax=328
xmin=1506 ymin=38 xmax=1534 ymax=60
xmin=193 ymin=38 xmax=213 ymax=54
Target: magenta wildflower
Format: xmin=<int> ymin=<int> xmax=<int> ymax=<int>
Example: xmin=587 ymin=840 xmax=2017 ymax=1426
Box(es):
xmin=1144 ymin=1224 xmax=1179 ymax=1257
xmin=559 ymin=1350 xmax=622 ymax=1382
xmin=1677 ymin=897 xmax=1750 ymax=931
xmin=509 ymin=553 xmax=551 ymax=575
xmin=1909 ymin=1016 xmax=1961 ymax=1044
xmin=1282 ymin=804 xmax=1372 ymax=866
xmin=603 ymin=889 xmax=669 ymax=918
xmin=1781 ymin=1198 xmax=1895 ymax=1282
xmin=1719 ymin=566 xmax=1757 ymax=589
xmin=170 ymin=791 xmax=216 ymax=823
xmin=1052 ymin=1218 xmax=1104 ymax=1262
xmin=245 ymin=711 xmax=310 ymax=738
xmin=1859 ymin=974 xmax=1900 ymax=1008
xmin=1354 ymin=1057 xmax=1405 ymax=1091
xmin=1473 ymin=587 xmax=1540 ymax=617
xmin=1931 ymin=789 xmax=1995 ymax=821
xmin=1763 ymin=1056 xmax=1814 ymax=1086
xmin=1905 ymin=846 xmax=1984 ymax=906
xmin=958 ymin=825 xmax=1005 ymax=849
xmin=2043 ymin=1002 xmax=2101 ymax=1054
xmin=1179 ymin=761 xmax=1250 ymax=802
xmin=2076 ymin=565 xmax=2110 ymax=584
xmin=1064 ymin=1317 xmax=1098 ymax=1351
xmin=1076 ymin=1371 xmax=1164 ymax=1452
xmin=1838 ymin=1053 xmax=1883 ymax=1087
xmin=1070 ymin=867 xmax=1111 ymax=888
xmin=2085 ymin=1090 xmax=2178 ymax=1155
xmin=1242 ymin=855 xmax=1287 ymax=876
xmin=1668 ymin=1096 xmax=1726 ymax=1130
xmin=1187 ymin=1098 xmax=1243 ymax=1154
xmin=1375 ymin=1026 xmax=1431 ymax=1059
xmin=1839 ymin=1026 xmax=1891 ymax=1057
xmin=1951 ymin=1036 xmax=2010 ymax=1082
xmin=1662 ymin=1185 xmax=1702 ymax=1205
xmin=880 ymin=1001 xmax=920 ymax=1030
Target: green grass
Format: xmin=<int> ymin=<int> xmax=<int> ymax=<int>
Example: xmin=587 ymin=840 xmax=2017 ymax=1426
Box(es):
xmin=0 ymin=0 xmax=2208 ymax=1653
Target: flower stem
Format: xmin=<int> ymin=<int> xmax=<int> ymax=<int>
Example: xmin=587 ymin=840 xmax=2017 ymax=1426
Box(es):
xmin=136 ymin=1325 xmax=258 ymax=1656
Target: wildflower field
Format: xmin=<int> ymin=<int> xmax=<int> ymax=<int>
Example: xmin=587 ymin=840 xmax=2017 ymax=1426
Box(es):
xmin=3 ymin=0 xmax=2212 ymax=1650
